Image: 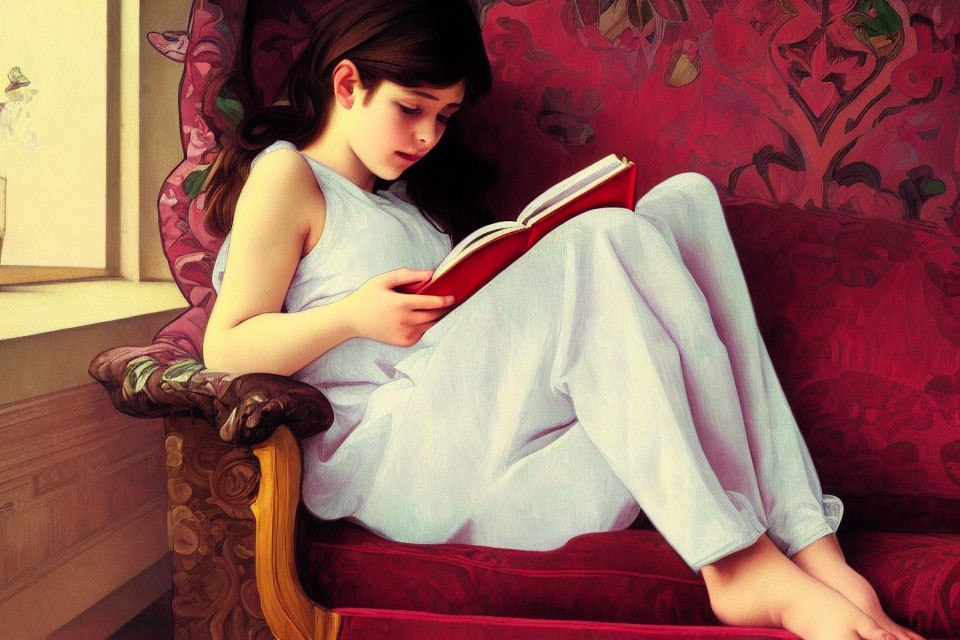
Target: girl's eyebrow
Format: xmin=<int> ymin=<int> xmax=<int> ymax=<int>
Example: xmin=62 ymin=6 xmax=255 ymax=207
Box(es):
xmin=407 ymin=89 xmax=462 ymax=108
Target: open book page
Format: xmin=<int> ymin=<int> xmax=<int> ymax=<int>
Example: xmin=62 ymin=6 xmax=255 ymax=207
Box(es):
xmin=517 ymin=154 xmax=626 ymax=225
xmin=430 ymin=154 xmax=632 ymax=282
xmin=433 ymin=220 xmax=524 ymax=278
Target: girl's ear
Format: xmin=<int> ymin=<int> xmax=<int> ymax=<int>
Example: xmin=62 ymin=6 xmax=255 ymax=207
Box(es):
xmin=332 ymin=59 xmax=363 ymax=109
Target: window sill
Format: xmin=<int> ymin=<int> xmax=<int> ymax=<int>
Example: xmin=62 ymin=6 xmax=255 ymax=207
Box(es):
xmin=0 ymin=265 xmax=111 ymax=287
xmin=0 ymin=279 xmax=190 ymax=405
xmin=0 ymin=278 xmax=187 ymax=341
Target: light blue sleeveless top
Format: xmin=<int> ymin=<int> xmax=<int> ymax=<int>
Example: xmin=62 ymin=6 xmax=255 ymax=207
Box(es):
xmin=212 ymin=140 xmax=453 ymax=440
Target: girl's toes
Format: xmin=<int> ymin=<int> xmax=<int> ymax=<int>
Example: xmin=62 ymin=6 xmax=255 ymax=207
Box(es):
xmin=901 ymin=626 xmax=926 ymax=640
xmin=887 ymin=626 xmax=915 ymax=640
xmin=855 ymin=596 xmax=921 ymax=640
xmin=876 ymin=613 xmax=923 ymax=640
xmin=856 ymin=619 xmax=896 ymax=640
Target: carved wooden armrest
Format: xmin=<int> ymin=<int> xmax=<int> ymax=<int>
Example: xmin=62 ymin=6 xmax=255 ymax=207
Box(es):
xmin=89 ymin=343 xmax=333 ymax=445
xmin=92 ymin=342 xmax=344 ymax=638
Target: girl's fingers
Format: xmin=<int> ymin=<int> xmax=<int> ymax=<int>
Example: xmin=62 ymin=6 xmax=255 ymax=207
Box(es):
xmin=384 ymin=267 xmax=434 ymax=287
xmin=426 ymin=294 xmax=455 ymax=308
xmin=411 ymin=308 xmax=451 ymax=324
xmin=405 ymin=294 xmax=455 ymax=309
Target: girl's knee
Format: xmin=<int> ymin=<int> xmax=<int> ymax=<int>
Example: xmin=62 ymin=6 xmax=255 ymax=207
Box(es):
xmin=663 ymin=172 xmax=717 ymax=197
xmin=677 ymin=171 xmax=717 ymax=193
xmin=640 ymin=172 xmax=719 ymax=209
xmin=638 ymin=173 xmax=728 ymax=240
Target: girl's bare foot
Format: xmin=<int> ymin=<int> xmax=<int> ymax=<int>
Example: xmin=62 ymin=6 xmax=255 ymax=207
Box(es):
xmin=791 ymin=534 xmax=926 ymax=640
xmin=701 ymin=533 xmax=897 ymax=640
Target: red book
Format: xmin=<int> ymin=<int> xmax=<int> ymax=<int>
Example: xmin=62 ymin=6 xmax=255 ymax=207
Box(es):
xmin=398 ymin=154 xmax=637 ymax=306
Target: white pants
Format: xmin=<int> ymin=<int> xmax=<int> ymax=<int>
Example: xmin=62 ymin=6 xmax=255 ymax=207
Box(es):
xmin=305 ymin=172 xmax=843 ymax=575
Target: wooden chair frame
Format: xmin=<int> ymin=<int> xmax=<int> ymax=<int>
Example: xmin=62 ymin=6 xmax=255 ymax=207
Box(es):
xmin=251 ymin=426 xmax=341 ymax=639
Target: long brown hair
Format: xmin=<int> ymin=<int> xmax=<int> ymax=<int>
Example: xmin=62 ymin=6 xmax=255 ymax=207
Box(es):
xmin=202 ymin=0 xmax=498 ymax=244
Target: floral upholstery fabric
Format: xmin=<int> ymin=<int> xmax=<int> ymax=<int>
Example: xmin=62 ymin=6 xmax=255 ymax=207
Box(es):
xmin=90 ymin=0 xmax=960 ymax=637
xmin=88 ymin=340 xmax=332 ymax=445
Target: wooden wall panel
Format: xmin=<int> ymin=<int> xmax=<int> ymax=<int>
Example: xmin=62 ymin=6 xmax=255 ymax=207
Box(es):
xmin=0 ymin=383 xmax=168 ymax=639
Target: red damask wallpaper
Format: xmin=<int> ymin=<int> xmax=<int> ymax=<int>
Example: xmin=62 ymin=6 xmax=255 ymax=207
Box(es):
xmin=464 ymin=0 xmax=958 ymax=231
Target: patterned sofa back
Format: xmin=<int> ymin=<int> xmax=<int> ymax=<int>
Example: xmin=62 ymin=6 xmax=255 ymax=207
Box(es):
xmin=156 ymin=0 xmax=958 ymax=359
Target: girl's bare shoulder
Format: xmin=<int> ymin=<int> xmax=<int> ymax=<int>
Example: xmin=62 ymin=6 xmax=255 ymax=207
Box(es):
xmin=235 ymin=148 xmax=326 ymax=239
xmin=243 ymin=148 xmax=326 ymax=207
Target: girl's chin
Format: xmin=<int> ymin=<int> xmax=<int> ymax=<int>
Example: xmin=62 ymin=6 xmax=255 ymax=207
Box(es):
xmin=380 ymin=163 xmax=408 ymax=180
xmin=377 ymin=168 xmax=404 ymax=182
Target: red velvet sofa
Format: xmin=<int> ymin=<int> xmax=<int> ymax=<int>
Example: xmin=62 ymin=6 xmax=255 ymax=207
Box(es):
xmin=91 ymin=0 xmax=960 ymax=638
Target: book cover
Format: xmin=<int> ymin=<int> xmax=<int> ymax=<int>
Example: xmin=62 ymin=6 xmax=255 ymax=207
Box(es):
xmin=398 ymin=158 xmax=637 ymax=304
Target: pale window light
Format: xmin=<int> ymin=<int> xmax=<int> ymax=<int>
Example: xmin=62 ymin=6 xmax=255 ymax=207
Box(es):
xmin=0 ymin=1 xmax=108 ymax=269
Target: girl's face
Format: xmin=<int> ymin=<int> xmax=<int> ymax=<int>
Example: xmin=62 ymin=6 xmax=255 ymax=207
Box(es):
xmin=349 ymin=79 xmax=466 ymax=180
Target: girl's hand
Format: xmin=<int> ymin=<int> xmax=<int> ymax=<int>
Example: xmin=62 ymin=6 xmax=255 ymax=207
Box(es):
xmin=344 ymin=268 xmax=456 ymax=346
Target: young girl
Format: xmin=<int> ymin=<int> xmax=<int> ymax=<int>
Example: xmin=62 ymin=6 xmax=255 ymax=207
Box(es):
xmin=202 ymin=2 xmax=924 ymax=639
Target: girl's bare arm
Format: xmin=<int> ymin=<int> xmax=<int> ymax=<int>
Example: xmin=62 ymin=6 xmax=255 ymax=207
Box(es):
xmin=202 ymin=150 xmax=456 ymax=376
xmin=203 ymin=149 xmax=357 ymax=376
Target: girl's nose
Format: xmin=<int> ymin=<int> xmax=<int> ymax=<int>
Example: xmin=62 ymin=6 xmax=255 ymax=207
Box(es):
xmin=417 ymin=122 xmax=441 ymax=149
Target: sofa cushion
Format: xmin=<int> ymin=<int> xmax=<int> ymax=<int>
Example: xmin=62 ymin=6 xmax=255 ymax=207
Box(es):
xmin=335 ymin=610 xmax=796 ymax=640
xmin=840 ymin=531 xmax=960 ymax=639
xmin=298 ymin=519 xmax=960 ymax=637
xmin=299 ymin=518 xmax=719 ymax=626
xmin=726 ymin=203 xmax=960 ymax=530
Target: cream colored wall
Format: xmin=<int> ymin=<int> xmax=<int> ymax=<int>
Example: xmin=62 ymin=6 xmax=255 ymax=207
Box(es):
xmin=0 ymin=1 xmax=108 ymax=267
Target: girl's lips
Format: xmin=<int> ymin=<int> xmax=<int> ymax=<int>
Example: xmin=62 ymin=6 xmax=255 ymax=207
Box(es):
xmin=396 ymin=151 xmax=422 ymax=162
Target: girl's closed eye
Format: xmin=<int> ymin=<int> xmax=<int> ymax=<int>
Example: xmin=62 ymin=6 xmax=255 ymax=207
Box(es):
xmin=398 ymin=103 xmax=450 ymax=124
